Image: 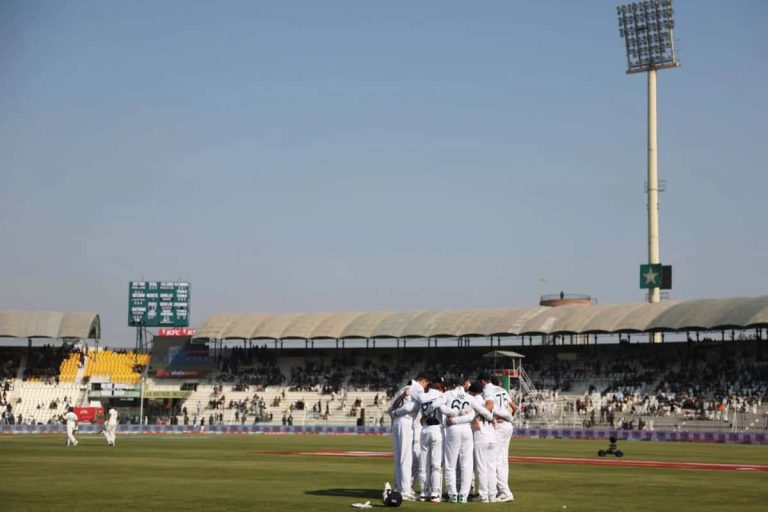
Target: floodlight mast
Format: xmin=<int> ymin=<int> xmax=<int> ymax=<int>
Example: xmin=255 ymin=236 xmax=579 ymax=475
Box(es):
xmin=617 ymin=0 xmax=679 ymax=309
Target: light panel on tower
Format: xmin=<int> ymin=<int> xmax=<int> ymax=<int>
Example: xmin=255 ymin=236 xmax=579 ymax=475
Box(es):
xmin=618 ymin=0 xmax=679 ymax=74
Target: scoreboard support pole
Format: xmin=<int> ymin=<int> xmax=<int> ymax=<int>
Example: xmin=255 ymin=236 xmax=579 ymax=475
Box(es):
xmin=135 ymin=325 xmax=148 ymax=353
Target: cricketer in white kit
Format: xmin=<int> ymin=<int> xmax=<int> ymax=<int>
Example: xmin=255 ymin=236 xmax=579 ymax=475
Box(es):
xmin=467 ymin=381 xmax=512 ymax=503
xmin=431 ymin=376 xmax=476 ymax=504
xmin=103 ymin=407 xmax=118 ymax=446
xmin=487 ymin=375 xmax=515 ymax=501
xmin=388 ymin=374 xmax=429 ymax=500
xmin=416 ymin=377 xmax=446 ymax=502
xmin=64 ymin=409 xmax=79 ymax=447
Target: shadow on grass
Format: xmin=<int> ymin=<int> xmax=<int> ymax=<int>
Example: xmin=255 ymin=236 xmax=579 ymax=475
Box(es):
xmin=306 ymin=488 xmax=381 ymax=499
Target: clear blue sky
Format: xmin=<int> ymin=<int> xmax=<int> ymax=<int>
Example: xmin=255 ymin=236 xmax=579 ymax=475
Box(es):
xmin=1 ymin=0 xmax=766 ymax=346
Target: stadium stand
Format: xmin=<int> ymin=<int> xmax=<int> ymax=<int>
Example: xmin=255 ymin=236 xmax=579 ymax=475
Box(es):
xmin=58 ymin=352 xmax=83 ymax=383
xmin=24 ymin=345 xmax=73 ymax=383
xmin=0 ymin=335 xmax=765 ymax=431
xmin=5 ymin=381 xmax=84 ymax=425
xmin=83 ymin=350 xmax=149 ymax=384
xmin=145 ymin=339 xmax=767 ymax=431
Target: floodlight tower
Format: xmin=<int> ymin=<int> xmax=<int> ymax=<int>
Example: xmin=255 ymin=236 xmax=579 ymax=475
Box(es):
xmin=617 ymin=0 xmax=679 ymax=306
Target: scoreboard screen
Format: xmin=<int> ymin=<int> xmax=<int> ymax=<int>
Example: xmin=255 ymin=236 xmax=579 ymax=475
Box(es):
xmin=129 ymin=281 xmax=190 ymax=327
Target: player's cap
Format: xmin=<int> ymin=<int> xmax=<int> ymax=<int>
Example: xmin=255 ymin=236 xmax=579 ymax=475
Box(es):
xmin=477 ymin=372 xmax=491 ymax=382
xmin=490 ymin=375 xmax=500 ymax=386
xmin=415 ymin=373 xmax=430 ymax=382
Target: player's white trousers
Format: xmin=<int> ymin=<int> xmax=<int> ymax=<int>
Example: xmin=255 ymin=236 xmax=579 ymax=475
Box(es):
xmin=417 ymin=427 xmax=443 ymax=498
xmin=473 ymin=433 xmax=497 ymax=501
xmin=392 ymin=417 xmax=414 ymax=495
xmin=411 ymin=422 xmax=421 ymax=488
xmin=443 ymin=424 xmax=473 ymax=497
xmin=104 ymin=423 xmax=117 ymax=445
xmin=66 ymin=426 xmax=77 ymax=446
xmin=495 ymin=421 xmax=513 ymax=496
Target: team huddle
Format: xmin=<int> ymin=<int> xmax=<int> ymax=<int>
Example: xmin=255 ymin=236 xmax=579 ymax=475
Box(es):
xmin=388 ymin=373 xmax=515 ymax=504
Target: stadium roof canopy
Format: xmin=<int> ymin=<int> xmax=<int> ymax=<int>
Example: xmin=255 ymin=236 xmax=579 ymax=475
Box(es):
xmin=0 ymin=310 xmax=101 ymax=340
xmin=192 ymin=296 xmax=768 ymax=341
xmin=484 ymin=351 xmax=526 ymax=359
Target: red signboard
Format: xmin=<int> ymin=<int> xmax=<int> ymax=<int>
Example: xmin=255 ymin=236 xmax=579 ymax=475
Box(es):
xmin=157 ymin=327 xmax=197 ymax=337
xmin=74 ymin=406 xmax=104 ymax=424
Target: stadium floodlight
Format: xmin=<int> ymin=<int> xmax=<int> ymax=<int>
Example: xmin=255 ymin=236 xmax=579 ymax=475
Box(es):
xmin=616 ymin=0 xmax=680 ymax=309
xmin=617 ymin=0 xmax=679 ymax=74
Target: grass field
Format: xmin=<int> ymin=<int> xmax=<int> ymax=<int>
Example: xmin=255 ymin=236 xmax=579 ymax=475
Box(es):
xmin=1 ymin=434 xmax=767 ymax=512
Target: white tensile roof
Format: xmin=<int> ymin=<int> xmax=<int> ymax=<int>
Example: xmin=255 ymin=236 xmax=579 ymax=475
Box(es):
xmin=192 ymin=295 xmax=768 ymax=341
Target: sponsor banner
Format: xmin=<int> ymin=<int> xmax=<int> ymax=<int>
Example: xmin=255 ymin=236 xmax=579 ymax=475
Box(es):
xmin=1 ymin=425 xmax=765 ymax=444
xmin=155 ymin=369 xmax=207 ymax=378
xmin=158 ymin=328 xmax=197 ymax=337
xmin=74 ymin=406 xmax=104 ymax=424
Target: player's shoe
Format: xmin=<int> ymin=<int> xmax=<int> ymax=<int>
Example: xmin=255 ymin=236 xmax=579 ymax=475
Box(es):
xmin=418 ymin=495 xmax=428 ymax=502
xmin=401 ymin=493 xmax=417 ymax=502
xmin=471 ymin=496 xmax=490 ymax=503
xmin=429 ymin=495 xmax=441 ymax=503
xmin=457 ymin=495 xmax=467 ymax=504
xmin=497 ymin=493 xmax=514 ymax=502
xmin=448 ymin=495 xmax=458 ymax=503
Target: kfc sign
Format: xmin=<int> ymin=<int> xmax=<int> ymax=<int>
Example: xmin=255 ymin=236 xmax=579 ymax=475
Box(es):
xmin=157 ymin=328 xmax=197 ymax=337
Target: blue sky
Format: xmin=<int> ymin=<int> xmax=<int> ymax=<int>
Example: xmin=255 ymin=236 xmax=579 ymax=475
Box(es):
xmin=1 ymin=0 xmax=766 ymax=346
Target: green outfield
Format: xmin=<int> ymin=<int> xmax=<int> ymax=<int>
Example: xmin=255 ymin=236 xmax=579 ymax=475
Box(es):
xmin=1 ymin=434 xmax=767 ymax=512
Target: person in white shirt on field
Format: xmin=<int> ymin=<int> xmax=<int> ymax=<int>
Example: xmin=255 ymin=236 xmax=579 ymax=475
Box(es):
xmin=64 ymin=408 xmax=79 ymax=447
xmin=103 ymin=407 xmax=118 ymax=446
xmin=429 ymin=375 xmax=476 ymax=504
xmin=415 ymin=376 xmax=446 ymax=502
xmin=388 ymin=374 xmax=429 ymax=501
xmin=467 ymin=381 xmax=513 ymax=503
xmin=479 ymin=374 xmax=516 ymax=502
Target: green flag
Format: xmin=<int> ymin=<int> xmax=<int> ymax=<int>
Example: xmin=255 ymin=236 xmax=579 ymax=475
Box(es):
xmin=639 ymin=264 xmax=662 ymax=289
